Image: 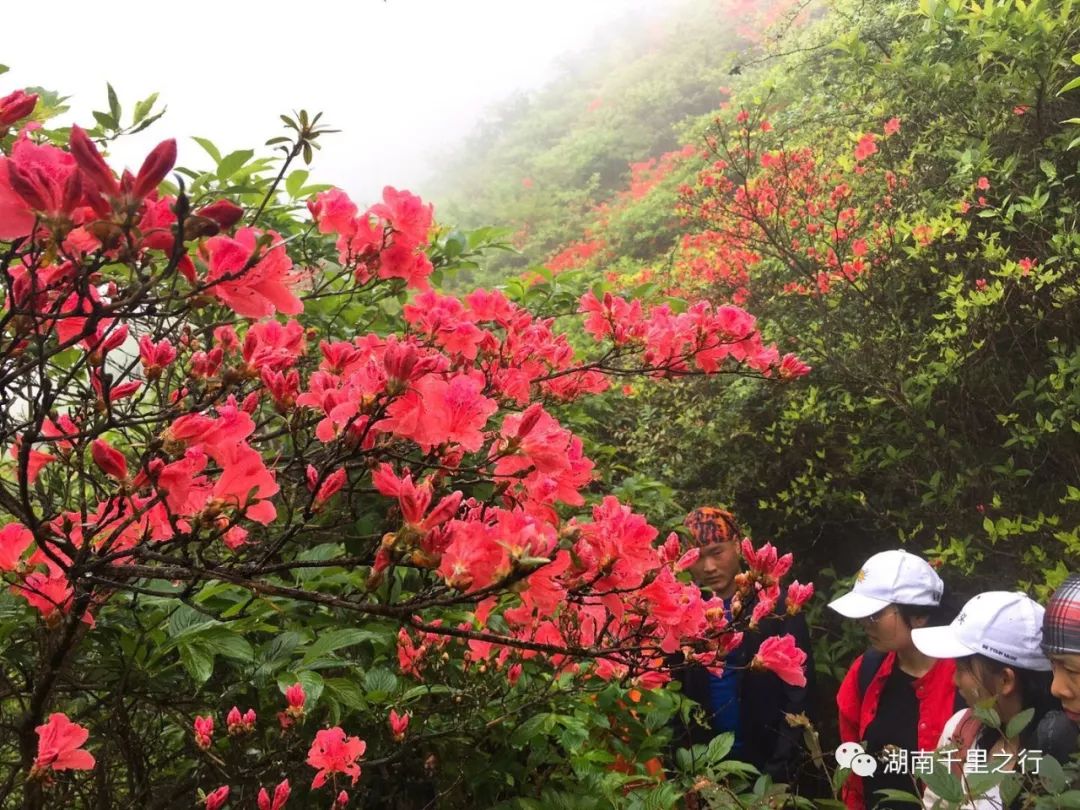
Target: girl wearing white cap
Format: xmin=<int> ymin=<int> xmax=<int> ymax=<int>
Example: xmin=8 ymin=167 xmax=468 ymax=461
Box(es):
xmin=829 ymin=550 xmax=961 ymax=809
xmin=912 ymin=591 xmax=1072 ymax=809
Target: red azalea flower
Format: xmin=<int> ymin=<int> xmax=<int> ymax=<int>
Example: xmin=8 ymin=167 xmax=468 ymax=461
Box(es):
xmin=307 ymin=727 xmax=366 ymax=789
xmin=752 ymin=634 xmax=808 ymax=687
xmin=32 ymin=713 xmax=95 ymax=775
xmin=0 ymin=522 xmax=33 ymax=571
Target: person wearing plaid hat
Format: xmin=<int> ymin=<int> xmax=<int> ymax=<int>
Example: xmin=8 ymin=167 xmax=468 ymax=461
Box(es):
xmin=1044 ymin=573 xmax=1080 ymax=726
xmin=671 ymin=507 xmax=821 ymax=799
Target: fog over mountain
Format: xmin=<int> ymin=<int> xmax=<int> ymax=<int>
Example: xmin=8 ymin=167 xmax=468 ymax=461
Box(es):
xmin=2 ymin=0 xmax=671 ymax=202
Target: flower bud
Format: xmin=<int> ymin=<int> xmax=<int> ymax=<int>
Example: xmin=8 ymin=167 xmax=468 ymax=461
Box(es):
xmin=204 ymin=785 xmax=230 ymax=810
xmin=131 ymin=138 xmax=177 ymax=201
xmin=0 ymin=90 xmax=37 ymax=128
xmin=90 ymin=439 xmax=128 ymax=481
xmin=69 ymin=125 xmax=120 ymax=197
xmin=197 ymin=199 xmax=244 ymax=230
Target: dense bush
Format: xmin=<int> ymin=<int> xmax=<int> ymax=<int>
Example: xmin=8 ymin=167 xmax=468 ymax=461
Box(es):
xmin=429 ymin=0 xmax=1080 ymax=801
xmin=0 ymin=70 xmax=820 ymax=808
xmin=436 ymin=0 xmax=1080 ymax=593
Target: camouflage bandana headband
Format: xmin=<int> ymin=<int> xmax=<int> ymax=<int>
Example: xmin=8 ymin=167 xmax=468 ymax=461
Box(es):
xmin=683 ymin=506 xmax=740 ymax=548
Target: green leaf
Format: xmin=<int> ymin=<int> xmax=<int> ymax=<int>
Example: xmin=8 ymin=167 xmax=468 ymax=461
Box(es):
xmin=201 ymin=629 xmax=254 ymax=662
xmin=400 ymin=684 xmax=455 ymax=703
xmin=106 ymin=83 xmax=121 ymax=123
xmin=130 ymin=110 xmax=165 ymax=135
xmin=363 ymin=667 xmax=398 ymax=697
xmin=256 ymin=631 xmax=304 ymax=675
xmin=323 ymin=678 xmax=368 ymax=711
xmin=92 ymin=110 xmax=118 ymax=132
xmin=510 ymin=713 xmax=552 ymax=748
xmin=133 ymin=92 xmax=159 ymax=124
xmin=217 ymin=150 xmax=254 ymax=181
xmin=962 ymin=771 xmax=1006 ymax=797
xmin=1004 ymin=706 xmax=1034 ymax=738
xmin=870 ymin=789 xmax=922 ymax=806
xmin=301 ymin=628 xmax=382 ymax=665
xmin=664 ymin=296 xmax=688 ymax=314
xmin=1059 ymin=75 xmax=1080 ymax=95
xmin=285 ymin=169 xmax=310 ymax=198
xmin=832 ymin=766 xmax=851 ymax=794
xmin=675 ymin=747 xmax=692 ymax=773
xmin=973 ymin=704 xmax=1001 ymax=729
xmin=297 ymin=543 xmax=346 ymax=563
xmin=705 ymin=732 xmax=734 ymax=764
xmin=444 ymin=231 xmax=467 ymax=259
xmin=179 ymin=642 xmax=214 ymax=685
xmin=192 ymin=137 xmax=222 ymax=163
xmin=920 ymin=765 xmax=966 ymax=803
xmin=1039 ymin=754 xmax=1068 ymax=793
xmin=558 ymin=721 xmax=589 ymax=752
xmin=713 ymin=759 xmax=761 ymax=779
xmin=167 ymin=604 xmax=215 ymax=638
xmin=998 ymin=774 xmax=1022 ymax=806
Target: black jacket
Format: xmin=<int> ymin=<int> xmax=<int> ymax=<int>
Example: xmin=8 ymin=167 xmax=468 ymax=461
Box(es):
xmin=671 ymin=600 xmax=820 ymax=791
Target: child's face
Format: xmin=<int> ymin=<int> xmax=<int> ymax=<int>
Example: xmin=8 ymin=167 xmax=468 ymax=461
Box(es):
xmin=952 ymin=656 xmax=996 ymax=708
xmin=1050 ymin=653 xmax=1080 ymax=721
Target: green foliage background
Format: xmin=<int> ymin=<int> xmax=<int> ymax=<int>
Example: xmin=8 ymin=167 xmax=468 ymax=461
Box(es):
xmin=430 ymin=0 xmax=1080 ymax=764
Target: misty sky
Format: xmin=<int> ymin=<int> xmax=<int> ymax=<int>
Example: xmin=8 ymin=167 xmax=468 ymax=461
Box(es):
xmin=2 ymin=0 xmax=667 ymax=204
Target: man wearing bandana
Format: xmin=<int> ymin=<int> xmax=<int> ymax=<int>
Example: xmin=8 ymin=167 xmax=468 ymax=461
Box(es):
xmin=671 ymin=507 xmax=821 ymax=798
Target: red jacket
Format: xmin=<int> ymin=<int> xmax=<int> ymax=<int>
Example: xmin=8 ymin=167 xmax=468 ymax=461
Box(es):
xmin=836 ymin=652 xmax=957 ymax=809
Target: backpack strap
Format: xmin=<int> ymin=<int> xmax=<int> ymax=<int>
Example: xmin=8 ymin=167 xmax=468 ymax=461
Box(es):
xmin=945 ymin=709 xmax=982 ymax=778
xmin=857 ymin=648 xmax=888 ymax=698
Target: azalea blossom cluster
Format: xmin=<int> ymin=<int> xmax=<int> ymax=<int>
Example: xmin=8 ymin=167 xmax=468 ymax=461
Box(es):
xmin=0 ymin=90 xmax=812 ymax=804
xmin=395 ymin=505 xmax=813 ymax=688
xmin=544 ymin=237 xmax=608 ymax=275
xmin=671 ymin=111 xmax=907 ymax=300
xmin=188 ymin=684 xmax=372 ymax=804
xmin=528 ymin=108 xmax=908 ymax=314
xmin=578 ymin=291 xmax=809 ymax=378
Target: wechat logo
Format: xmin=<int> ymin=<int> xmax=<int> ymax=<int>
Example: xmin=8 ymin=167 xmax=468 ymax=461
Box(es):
xmin=835 ymin=742 xmax=878 ymax=777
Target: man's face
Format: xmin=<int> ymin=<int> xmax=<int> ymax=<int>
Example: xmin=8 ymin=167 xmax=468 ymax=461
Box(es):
xmin=688 ymin=540 xmax=741 ymax=597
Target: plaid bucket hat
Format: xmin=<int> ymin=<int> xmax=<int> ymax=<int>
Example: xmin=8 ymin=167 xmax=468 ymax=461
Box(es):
xmin=1042 ymin=572 xmax=1080 ymax=656
xmin=683 ymin=506 xmax=740 ymax=548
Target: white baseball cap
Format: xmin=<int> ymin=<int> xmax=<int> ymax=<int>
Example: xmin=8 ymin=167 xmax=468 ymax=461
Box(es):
xmin=911 ymin=591 xmax=1051 ymax=671
xmin=828 ymin=549 xmax=943 ymax=618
